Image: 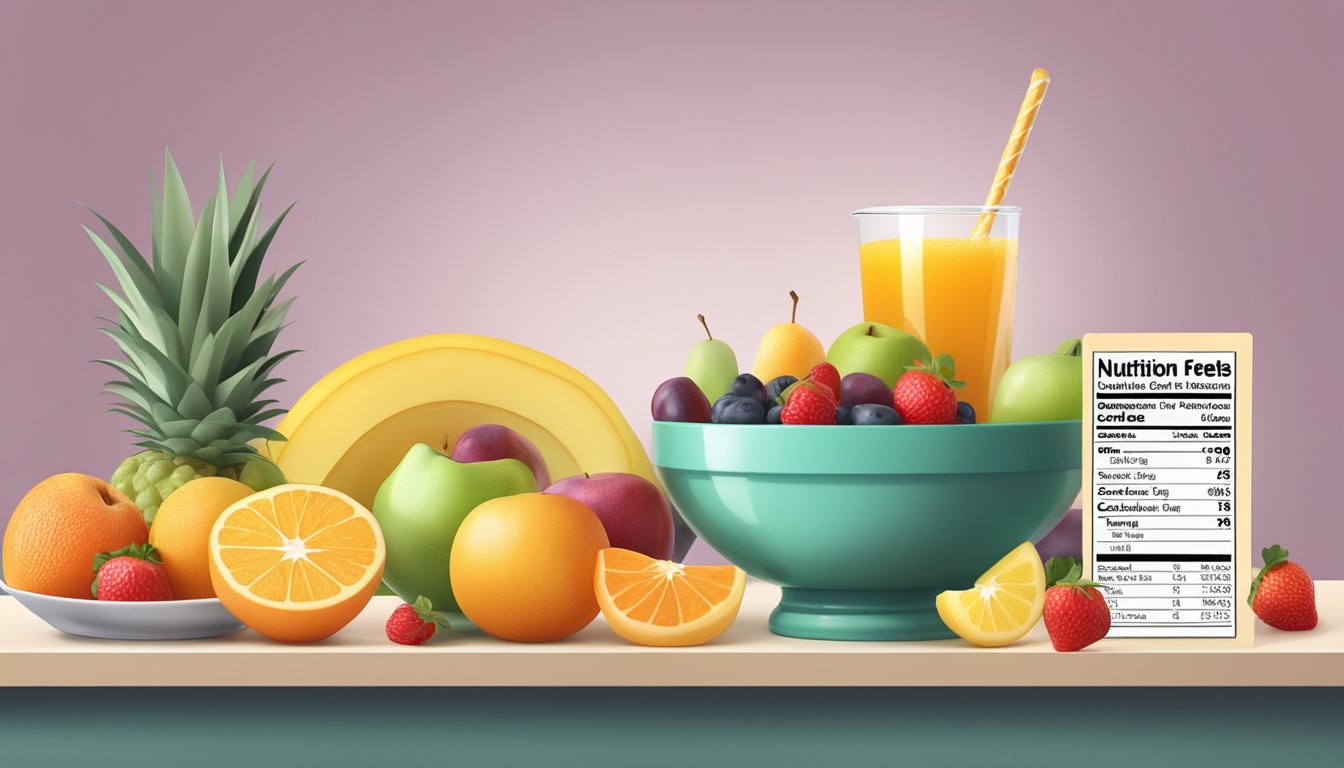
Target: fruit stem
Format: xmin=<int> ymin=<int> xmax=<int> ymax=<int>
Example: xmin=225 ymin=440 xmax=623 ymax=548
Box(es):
xmin=697 ymin=314 xmax=713 ymax=341
xmin=789 ymin=290 xmax=799 ymax=324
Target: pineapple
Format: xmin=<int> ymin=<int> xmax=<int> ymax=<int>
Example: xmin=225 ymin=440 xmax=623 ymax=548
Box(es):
xmin=88 ymin=149 xmax=298 ymax=524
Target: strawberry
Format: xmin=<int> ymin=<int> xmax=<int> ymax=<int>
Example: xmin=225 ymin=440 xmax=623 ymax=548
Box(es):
xmin=92 ymin=543 xmax=172 ymax=601
xmin=1041 ymin=562 xmax=1111 ymax=651
xmin=781 ymin=381 xmax=837 ymax=425
xmin=1249 ymin=545 xmax=1317 ymax=631
xmin=386 ymin=596 xmax=453 ymax=645
xmin=805 ymin=362 xmax=841 ymax=400
xmin=892 ymin=353 xmax=963 ymax=425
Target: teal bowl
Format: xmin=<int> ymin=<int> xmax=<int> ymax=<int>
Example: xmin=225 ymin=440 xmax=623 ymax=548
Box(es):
xmin=653 ymin=420 xmax=1082 ymax=641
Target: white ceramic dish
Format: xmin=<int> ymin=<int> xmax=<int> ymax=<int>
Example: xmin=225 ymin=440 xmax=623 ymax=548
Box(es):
xmin=0 ymin=580 xmax=245 ymax=640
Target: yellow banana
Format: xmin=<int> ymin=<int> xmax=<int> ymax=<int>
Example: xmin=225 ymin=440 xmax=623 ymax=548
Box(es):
xmin=265 ymin=334 xmax=655 ymax=508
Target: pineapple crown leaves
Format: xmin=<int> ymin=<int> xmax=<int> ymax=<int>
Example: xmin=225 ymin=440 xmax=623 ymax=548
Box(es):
xmin=86 ymin=148 xmax=299 ymax=463
xmin=905 ymin=352 xmax=966 ymax=389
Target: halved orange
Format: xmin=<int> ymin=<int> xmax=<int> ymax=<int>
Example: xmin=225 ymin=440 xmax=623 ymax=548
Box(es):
xmin=208 ymin=484 xmax=385 ymax=643
xmin=595 ymin=548 xmax=746 ymax=647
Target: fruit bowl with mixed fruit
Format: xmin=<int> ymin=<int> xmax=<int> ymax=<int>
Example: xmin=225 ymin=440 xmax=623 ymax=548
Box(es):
xmin=652 ymin=418 xmax=1080 ymax=642
xmin=650 ymin=354 xmax=1081 ymax=642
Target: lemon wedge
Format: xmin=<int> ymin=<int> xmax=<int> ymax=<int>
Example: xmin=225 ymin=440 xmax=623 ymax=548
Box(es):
xmin=935 ymin=542 xmax=1045 ymax=647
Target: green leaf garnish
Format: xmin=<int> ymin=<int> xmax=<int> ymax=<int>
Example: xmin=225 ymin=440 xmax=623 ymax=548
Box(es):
xmin=1045 ymin=556 xmax=1080 ymax=587
xmin=411 ymin=595 xmax=453 ymax=632
xmin=1048 ymin=558 xmax=1105 ymax=595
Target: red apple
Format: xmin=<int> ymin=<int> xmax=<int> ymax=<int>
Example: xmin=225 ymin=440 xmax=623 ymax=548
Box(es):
xmin=450 ymin=425 xmax=551 ymax=489
xmin=544 ymin=473 xmax=674 ymax=559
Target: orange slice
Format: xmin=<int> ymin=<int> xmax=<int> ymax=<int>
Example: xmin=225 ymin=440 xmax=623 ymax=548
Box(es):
xmin=207 ymin=484 xmax=386 ymax=643
xmin=594 ymin=547 xmax=746 ymax=647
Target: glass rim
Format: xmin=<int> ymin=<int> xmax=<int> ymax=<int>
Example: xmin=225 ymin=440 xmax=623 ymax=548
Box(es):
xmin=851 ymin=205 xmax=1021 ymax=216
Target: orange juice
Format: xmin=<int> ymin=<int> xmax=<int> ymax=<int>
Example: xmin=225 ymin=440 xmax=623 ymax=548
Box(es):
xmin=859 ymin=237 xmax=1017 ymax=416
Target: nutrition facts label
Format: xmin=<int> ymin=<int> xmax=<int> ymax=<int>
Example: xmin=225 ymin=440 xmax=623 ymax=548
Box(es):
xmin=1088 ymin=350 xmax=1238 ymax=638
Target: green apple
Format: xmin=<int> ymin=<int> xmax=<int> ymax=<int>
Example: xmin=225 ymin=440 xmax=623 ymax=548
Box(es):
xmin=372 ymin=443 xmax=537 ymax=611
xmin=989 ymin=338 xmax=1083 ymax=422
xmin=685 ymin=313 xmax=738 ymax=402
xmin=238 ymin=457 xmax=286 ymax=492
xmin=825 ymin=322 xmax=930 ymax=387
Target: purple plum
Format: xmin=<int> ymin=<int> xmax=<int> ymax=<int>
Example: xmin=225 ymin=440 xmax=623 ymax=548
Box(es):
xmin=839 ymin=372 xmax=893 ymax=409
xmin=1035 ymin=507 xmax=1082 ymax=561
xmin=652 ymin=376 xmax=712 ymax=423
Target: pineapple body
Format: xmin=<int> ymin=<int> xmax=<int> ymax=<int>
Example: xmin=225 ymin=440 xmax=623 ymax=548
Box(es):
xmin=112 ymin=451 xmax=288 ymax=525
xmin=112 ymin=451 xmax=240 ymax=525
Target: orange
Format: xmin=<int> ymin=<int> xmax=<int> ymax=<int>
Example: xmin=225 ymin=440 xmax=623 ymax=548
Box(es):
xmin=595 ymin=547 xmax=746 ymax=646
xmin=149 ymin=477 xmax=255 ymax=599
xmin=450 ymin=493 xmax=609 ymax=642
xmin=208 ymin=484 xmax=385 ymax=643
xmin=2 ymin=473 xmax=147 ymax=598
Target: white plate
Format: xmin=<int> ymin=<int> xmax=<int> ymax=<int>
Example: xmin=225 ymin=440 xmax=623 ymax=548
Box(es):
xmin=0 ymin=580 xmax=245 ymax=640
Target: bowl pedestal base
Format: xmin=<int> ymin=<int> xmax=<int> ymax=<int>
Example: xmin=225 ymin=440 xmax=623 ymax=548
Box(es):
xmin=768 ymin=587 xmax=955 ymax=642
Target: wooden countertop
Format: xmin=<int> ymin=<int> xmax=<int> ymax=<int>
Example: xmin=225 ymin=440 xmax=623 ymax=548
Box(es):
xmin=2 ymin=582 xmax=1339 ymax=687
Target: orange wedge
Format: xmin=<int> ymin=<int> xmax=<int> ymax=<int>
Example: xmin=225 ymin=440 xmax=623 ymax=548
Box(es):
xmin=208 ymin=484 xmax=386 ymax=643
xmin=594 ymin=547 xmax=746 ymax=647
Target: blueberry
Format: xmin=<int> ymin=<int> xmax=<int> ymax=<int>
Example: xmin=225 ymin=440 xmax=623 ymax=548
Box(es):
xmin=835 ymin=406 xmax=854 ymax=425
xmin=852 ymin=404 xmax=902 ymax=425
xmin=765 ymin=375 xmax=799 ymax=405
xmin=719 ymin=396 xmax=767 ymax=424
xmin=766 ymin=404 xmax=783 ymax=424
xmin=731 ymin=373 xmax=768 ymax=405
xmin=955 ymin=401 xmax=976 ymax=424
xmin=711 ymin=394 xmax=742 ymax=423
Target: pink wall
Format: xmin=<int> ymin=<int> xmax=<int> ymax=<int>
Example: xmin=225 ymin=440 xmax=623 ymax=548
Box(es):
xmin=2 ymin=1 xmax=1341 ymax=573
